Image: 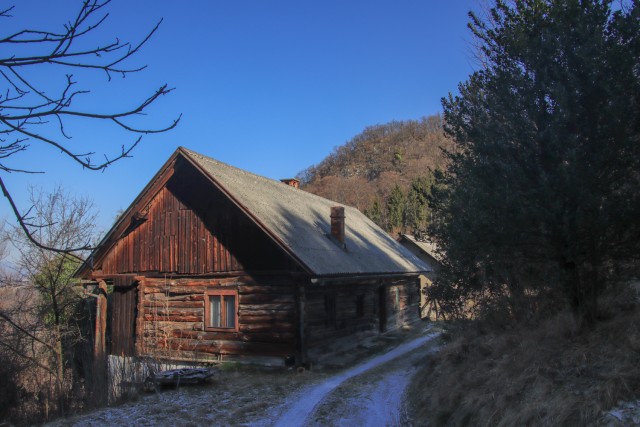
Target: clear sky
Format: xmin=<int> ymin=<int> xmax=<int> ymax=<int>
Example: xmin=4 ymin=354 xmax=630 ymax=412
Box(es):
xmin=1 ymin=0 xmax=478 ymax=235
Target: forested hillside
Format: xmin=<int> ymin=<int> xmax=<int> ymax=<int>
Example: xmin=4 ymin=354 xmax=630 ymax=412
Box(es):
xmin=297 ymin=114 xmax=452 ymax=234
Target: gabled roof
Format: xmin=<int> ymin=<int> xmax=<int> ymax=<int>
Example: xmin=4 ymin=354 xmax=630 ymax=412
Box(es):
xmin=181 ymin=148 xmax=429 ymax=276
xmin=80 ymin=147 xmax=430 ymax=278
xmin=399 ymin=234 xmax=442 ymax=264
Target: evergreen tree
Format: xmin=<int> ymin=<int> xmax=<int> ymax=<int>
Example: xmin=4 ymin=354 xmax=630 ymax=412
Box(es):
xmin=386 ymin=185 xmax=406 ymax=232
xmin=364 ymin=198 xmax=385 ymax=229
xmin=430 ymin=0 xmax=640 ymax=322
xmin=405 ymin=175 xmax=433 ymax=233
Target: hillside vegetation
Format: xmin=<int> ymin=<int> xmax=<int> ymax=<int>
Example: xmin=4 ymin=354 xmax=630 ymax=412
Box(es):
xmin=297 ymin=114 xmax=453 ymax=234
xmin=408 ymin=284 xmax=640 ymax=426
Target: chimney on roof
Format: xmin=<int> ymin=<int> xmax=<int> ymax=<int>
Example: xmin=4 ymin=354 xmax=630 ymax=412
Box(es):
xmin=330 ymin=206 xmax=345 ymax=245
xmin=280 ymin=178 xmax=300 ymax=189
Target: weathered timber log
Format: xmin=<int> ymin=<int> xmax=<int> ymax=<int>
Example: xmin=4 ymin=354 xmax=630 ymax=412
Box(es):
xmin=171 ymin=330 xmax=237 ymax=340
xmin=237 ymin=308 xmax=293 ymax=316
xmin=144 ymin=301 xmax=203 ymax=309
xmin=162 ymin=339 xmax=291 ymax=356
xmin=171 ymin=329 xmax=295 ymax=343
xmin=239 ymin=314 xmax=294 ymax=323
xmin=143 ymin=321 xmax=201 ymax=332
xmin=237 ymin=285 xmax=294 ymax=295
xmin=239 ymin=323 xmax=294 ymax=333
xmin=144 ymin=293 xmax=205 ymax=302
xmin=144 ymin=285 xmax=208 ymax=294
xmin=239 ymin=303 xmax=294 ymax=312
xmin=238 ymin=332 xmax=296 ymax=343
xmin=144 ymin=308 xmax=201 ymax=317
xmin=143 ymin=314 xmax=202 ymax=322
xmin=239 ymin=293 xmax=295 ymax=304
xmin=144 ymin=276 xmax=255 ymax=287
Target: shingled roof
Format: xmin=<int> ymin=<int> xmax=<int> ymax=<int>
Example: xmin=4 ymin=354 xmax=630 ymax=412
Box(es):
xmin=81 ymin=147 xmax=430 ymax=279
xmin=180 ymin=147 xmax=430 ymax=277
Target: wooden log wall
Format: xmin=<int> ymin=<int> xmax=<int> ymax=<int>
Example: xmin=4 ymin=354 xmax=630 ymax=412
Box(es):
xmin=304 ymin=278 xmax=420 ymax=351
xmin=304 ymin=281 xmax=378 ymax=347
xmin=138 ymin=276 xmax=297 ymax=361
xmin=381 ymin=278 xmax=420 ymax=332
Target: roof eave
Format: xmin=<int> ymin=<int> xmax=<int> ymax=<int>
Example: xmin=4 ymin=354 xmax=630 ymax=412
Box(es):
xmin=309 ymin=270 xmax=427 ymax=285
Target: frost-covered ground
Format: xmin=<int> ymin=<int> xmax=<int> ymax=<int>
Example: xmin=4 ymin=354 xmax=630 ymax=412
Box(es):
xmin=47 ymin=327 xmax=440 ymax=427
xmin=599 ymin=401 xmax=640 ymax=426
xmin=261 ymin=332 xmax=440 ymax=426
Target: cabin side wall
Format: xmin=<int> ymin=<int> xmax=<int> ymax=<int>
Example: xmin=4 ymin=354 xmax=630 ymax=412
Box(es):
xmin=380 ymin=278 xmax=420 ymax=331
xmin=304 ymin=277 xmax=420 ymax=362
xmin=135 ymin=275 xmax=297 ymax=364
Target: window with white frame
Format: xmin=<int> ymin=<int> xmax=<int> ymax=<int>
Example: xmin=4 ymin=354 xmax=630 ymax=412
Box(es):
xmin=205 ymin=289 xmax=238 ymax=331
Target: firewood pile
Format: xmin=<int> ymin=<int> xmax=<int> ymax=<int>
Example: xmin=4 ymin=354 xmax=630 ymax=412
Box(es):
xmin=147 ymin=368 xmax=216 ymax=387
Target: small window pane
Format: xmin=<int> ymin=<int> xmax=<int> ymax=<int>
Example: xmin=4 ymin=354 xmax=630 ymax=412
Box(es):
xmin=225 ymin=295 xmax=236 ymax=328
xmin=209 ymin=295 xmax=221 ymax=328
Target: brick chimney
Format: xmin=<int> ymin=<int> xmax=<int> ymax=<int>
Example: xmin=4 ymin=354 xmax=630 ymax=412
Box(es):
xmin=330 ymin=206 xmax=345 ymax=245
xmin=280 ymin=178 xmax=300 ymax=189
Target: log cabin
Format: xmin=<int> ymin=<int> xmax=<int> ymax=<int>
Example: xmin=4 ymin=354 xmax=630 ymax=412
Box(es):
xmin=398 ymin=234 xmax=442 ymax=320
xmin=76 ymin=147 xmax=431 ymax=366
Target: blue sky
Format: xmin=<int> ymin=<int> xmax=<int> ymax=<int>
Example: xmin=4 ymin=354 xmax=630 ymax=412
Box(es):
xmin=1 ymin=0 xmax=478 ymax=234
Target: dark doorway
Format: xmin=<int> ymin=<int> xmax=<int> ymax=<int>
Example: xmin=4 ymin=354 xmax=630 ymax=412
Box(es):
xmin=109 ymin=280 xmax=138 ymax=356
xmin=378 ymin=286 xmax=387 ymax=333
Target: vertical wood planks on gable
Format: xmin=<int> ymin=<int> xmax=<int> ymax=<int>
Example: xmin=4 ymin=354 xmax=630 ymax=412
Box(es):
xmin=100 ymin=183 xmax=249 ymax=276
xmin=191 ymin=210 xmax=198 ymax=274
xmin=202 ymin=224 xmax=208 ymax=273
xmin=178 ymin=208 xmax=185 ymax=273
xmin=161 ymin=190 xmax=167 ymax=272
xmin=132 ymin=227 xmax=138 ymax=272
xmin=150 ymin=194 xmax=157 ymax=272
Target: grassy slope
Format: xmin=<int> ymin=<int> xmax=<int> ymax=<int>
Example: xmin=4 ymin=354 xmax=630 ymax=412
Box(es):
xmin=408 ymin=285 xmax=640 ymax=426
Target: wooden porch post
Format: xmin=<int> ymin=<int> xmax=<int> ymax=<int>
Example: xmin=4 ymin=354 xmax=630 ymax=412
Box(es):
xmin=94 ymin=279 xmax=108 ymax=358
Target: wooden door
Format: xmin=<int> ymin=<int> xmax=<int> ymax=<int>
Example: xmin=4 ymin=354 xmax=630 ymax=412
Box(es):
xmin=110 ymin=282 xmax=138 ymax=356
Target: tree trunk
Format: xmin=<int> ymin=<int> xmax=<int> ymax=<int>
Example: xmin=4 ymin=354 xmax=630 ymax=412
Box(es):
xmin=55 ymin=324 xmax=65 ymax=416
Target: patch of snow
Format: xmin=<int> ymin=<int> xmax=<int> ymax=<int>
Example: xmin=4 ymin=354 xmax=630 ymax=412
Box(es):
xmin=267 ymin=332 xmax=440 ymax=427
xmin=333 ymin=370 xmax=412 ymax=426
xmin=600 ymin=400 xmax=640 ymax=426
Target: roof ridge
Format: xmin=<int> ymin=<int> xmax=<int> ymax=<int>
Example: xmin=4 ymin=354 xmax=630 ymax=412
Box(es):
xmin=180 ymin=146 xmax=357 ymax=209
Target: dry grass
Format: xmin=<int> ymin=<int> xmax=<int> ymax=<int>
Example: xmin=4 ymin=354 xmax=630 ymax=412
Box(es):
xmin=47 ymin=363 xmax=330 ymax=426
xmin=407 ymin=284 xmax=640 ymax=426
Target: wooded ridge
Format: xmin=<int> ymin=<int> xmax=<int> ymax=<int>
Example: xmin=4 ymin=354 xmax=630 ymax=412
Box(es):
xmin=297 ymin=114 xmax=452 ymax=235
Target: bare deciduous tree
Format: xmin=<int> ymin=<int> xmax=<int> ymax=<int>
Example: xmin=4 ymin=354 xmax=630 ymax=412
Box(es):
xmin=0 ymin=0 xmax=179 ymax=252
xmin=0 ymin=186 xmax=98 ymax=422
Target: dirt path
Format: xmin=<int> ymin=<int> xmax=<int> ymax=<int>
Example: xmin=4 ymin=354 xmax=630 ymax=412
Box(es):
xmin=47 ymin=328 xmax=439 ymax=427
xmin=261 ymin=331 xmax=440 ymax=427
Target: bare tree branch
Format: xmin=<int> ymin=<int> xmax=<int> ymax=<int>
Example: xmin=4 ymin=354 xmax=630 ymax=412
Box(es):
xmin=0 ymin=338 xmax=53 ymax=373
xmin=0 ymin=1 xmax=179 ymax=255
xmin=0 ymin=178 xmax=90 ymax=260
xmin=0 ymin=311 xmax=56 ymax=354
